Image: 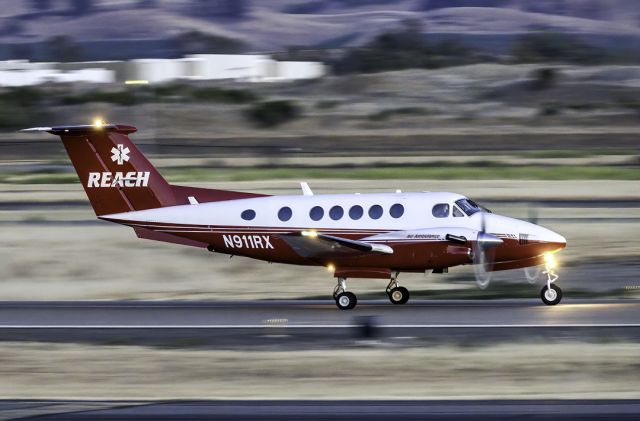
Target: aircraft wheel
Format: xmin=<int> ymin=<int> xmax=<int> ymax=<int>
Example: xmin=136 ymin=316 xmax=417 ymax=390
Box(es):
xmin=388 ymin=286 xmax=410 ymax=305
xmin=541 ymin=284 xmax=562 ymax=306
xmin=336 ymin=291 xmax=357 ymax=310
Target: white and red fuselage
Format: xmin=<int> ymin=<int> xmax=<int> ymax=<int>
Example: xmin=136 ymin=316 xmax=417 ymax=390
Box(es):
xmin=102 ymin=191 xmax=566 ymax=275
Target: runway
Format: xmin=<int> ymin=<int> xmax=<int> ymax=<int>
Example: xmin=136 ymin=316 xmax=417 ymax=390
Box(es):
xmin=1 ymin=299 xmax=639 ymax=327
xmin=2 ymin=399 xmax=640 ymax=420
xmin=1 ymin=299 xmax=639 ymax=346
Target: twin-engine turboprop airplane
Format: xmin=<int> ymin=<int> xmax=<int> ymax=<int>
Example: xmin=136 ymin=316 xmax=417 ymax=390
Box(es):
xmin=23 ymin=122 xmax=567 ymax=309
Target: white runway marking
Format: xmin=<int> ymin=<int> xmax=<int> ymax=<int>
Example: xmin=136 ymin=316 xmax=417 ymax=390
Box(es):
xmin=1 ymin=324 xmax=639 ymax=329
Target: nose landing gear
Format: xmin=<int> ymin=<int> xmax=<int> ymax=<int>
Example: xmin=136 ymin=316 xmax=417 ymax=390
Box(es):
xmin=540 ymin=266 xmax=562 ymax=305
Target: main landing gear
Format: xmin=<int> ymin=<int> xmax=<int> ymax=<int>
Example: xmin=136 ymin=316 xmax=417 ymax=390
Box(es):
xmin=333 ymin=278 xmax=357 ymax=310
xmin=386 ymin=274 xmax=410 ymax=305
xmin=332 ymin=273 xmax=410 ymax=310
xmin=540 ymin=264 xmax=562 ymax=305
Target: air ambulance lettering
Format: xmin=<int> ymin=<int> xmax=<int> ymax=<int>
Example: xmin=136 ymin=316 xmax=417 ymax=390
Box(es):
xmin=223 ymin=235 xmax=274 ymax=249
xmin=87 ymin=171 xmax=150 ymax=188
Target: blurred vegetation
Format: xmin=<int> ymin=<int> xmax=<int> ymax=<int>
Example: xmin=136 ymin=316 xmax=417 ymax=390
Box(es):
xmin=332 ymin=23 xmax=639 ymax=74
xmin=174 ymin=31 xmax=247 ymax=55
xmin=245 ymin=100 xmax=300 ymax=128
xmin=332 ymin=19 xmax=478 ymax=74
xmin=366 ymin=107 xmax=431 ymax=121
xmin=59 ymin=84 xmax=260 ymax=106
xmin=190 ymin=87 xmax=258 ymax=103
xmin=62 ymin=90 xmax=139 ymax=106
xmin=0 ymin=87 xmax=45 ymax=129
xmin=529 ymin=67 xmax=558 ymax=90
xmin=43 ymin=36 xmax=84 ymax=62
xmin=512 ymin=32 xmax=609 ymax=64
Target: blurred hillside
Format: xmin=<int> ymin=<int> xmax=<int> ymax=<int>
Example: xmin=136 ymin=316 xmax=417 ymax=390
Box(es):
xmin=1 ymin=0 xmax=640 ymax=60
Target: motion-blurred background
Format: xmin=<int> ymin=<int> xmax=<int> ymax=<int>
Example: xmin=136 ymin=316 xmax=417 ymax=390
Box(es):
xmin=0 ymin=0 xmax=639 ymax=403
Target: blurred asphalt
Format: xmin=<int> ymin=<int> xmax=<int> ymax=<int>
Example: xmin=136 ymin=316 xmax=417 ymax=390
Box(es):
xmin=2 ymin=399 xmax=640 ymax=420
xmin=0 ymin=299 xmax=639 ymax=347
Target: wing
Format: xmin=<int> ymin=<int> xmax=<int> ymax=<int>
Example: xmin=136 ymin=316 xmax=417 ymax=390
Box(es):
xmin=280 ymin=231 xmax=393 ymax=260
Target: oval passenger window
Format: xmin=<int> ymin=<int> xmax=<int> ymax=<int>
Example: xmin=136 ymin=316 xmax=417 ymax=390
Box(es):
xmin=278 ymin=206 xmax=293 ymax=221
xmin=241 ymin=209 xmax=256 ymax=220
xmin=369 ymin=205 xmax=383 ymax=219
xmin=390 ymin=203 xmax=404 ymax=218
xmin=309 ymin=206 xmax=324 ymax=221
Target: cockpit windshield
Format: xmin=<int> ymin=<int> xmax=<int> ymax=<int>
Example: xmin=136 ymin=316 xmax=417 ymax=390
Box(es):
xmin=455 ymin=198 xmax=490 ymax=216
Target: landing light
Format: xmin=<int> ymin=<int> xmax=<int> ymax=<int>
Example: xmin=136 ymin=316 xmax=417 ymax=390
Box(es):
xmin=302 ymin=230 xmax=318 ymax=238
xmin=93 ymin=118 xmax=105 ymax=129
xmin=544 ymin=252 xmax=557 ymax=270
xmin=326 ymin=263 xmax=335 ymax=273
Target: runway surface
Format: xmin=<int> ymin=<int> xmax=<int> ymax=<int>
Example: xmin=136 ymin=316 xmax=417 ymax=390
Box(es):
xmin=1 ymin=299 xmax=639 ymax=328
xmin=1 ymin=299 xmax=639 ymax=346
xmin=2 ymin=399 xmax=640 ymax=420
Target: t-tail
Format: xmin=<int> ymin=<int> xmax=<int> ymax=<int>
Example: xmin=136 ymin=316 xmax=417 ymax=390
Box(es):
xmin=21 ymin=122 xmax=266 ymax=217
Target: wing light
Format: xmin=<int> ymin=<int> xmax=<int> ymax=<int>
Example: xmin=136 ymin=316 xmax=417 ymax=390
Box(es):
xmin=301 ymin=230 xmax=319 ymax=238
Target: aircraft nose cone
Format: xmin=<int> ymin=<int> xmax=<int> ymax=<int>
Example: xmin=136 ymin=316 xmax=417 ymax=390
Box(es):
xmin=539 ymin=226 xmax=567 ymax=250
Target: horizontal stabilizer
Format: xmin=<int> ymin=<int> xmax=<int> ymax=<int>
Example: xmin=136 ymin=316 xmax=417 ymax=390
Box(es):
xmin=21 ymin=124 xmax=136 ymax=135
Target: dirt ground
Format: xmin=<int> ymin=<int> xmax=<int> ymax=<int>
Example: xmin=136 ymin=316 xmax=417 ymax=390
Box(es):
xmin=0 ymin=341 xmax=638 ymax=399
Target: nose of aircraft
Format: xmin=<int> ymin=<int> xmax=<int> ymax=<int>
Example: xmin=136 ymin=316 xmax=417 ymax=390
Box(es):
xmin=535 ymin=225 xmax=567 ymax=254
xmin=482 ymin=213 xmax=567 ymax=251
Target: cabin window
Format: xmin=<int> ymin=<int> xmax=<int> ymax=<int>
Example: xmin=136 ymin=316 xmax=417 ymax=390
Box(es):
xmin=241 ymin=209 xmax=256 ymax=221
xmin=432 ymin=203 xmax=450 ymax=218
xmin=369 ymin=204 xmax=383 ymax=219
xmin=278 ymin=206 xmax=292 ymax=222
xmin=453 ymin=206 xmax=464 ymax=217
xmin=329 ymin=205 xmax=344 ymax=220
xmin=390 ymin=203 xmax=404 ymax=218
xmin=309 ymin=206 xmax=324 ymax=221
xmin=349 ymin=205 xmax=363 ymax=220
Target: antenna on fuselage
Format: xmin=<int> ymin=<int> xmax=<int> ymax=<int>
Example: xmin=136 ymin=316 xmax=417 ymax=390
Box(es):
xmin=300 ymin=182 xmax=313 ymax=196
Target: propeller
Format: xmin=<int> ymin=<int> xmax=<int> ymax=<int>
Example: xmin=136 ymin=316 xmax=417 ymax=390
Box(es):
xmin=524 ymin=203 xmax=542 ymax=283
xmin=472 ymin=211 xmax=502 ymax=290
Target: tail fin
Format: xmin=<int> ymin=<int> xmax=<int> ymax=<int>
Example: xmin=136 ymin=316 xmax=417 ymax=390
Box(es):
xmin=23 ymin=124 xmax=175 ymax=216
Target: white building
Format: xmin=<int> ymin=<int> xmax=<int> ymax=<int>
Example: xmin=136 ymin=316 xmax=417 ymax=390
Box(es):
xmin=0 ymin=54 xmax=326 ymax=87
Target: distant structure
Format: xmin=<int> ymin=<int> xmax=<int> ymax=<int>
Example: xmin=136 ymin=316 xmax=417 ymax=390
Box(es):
xmin=0 ymin=54 xmax=325 ymax=87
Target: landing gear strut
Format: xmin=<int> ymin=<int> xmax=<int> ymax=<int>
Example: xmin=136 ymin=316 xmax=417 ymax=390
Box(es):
xmin=540 ymin=265 xmax=562 ymax=305
xmin=334 ymin=277 xmax=357 ymax=310
xmin=386 ymin=273 xmax=410 ymax=305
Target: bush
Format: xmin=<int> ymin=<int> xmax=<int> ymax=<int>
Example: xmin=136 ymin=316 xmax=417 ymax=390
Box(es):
xmin=246 ymin=100 xmax=300 ymax=128
xmin=512 ymin=32 xmax=606 ymax=64
xmin=0 ymin=87 xmax=45 ymax=128
xmin=61 ymin=90 xmax=139 ymax=106
xmin=530 ymin=67 xmax=558 ymax=90
xmin=191 ymin=87 xmax=257 ymax=104
xmin=332 ymin=20 xmax=478 ymax=74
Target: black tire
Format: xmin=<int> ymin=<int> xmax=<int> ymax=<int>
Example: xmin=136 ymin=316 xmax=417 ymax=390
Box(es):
xmin=336 ymin=291 xmax=357 ymax=310
xmin=388 ymin=286 xmax=410 ymax=305
xmin=541 ymin=284 xmax=562 ymax=305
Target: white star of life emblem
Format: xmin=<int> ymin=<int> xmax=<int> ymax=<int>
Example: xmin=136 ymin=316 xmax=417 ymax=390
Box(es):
xmin=111 ymin=144 xmax=130 ymax=165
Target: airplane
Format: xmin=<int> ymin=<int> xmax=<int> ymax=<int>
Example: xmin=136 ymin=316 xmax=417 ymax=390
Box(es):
xmin=22 ymin=121 xmax=567 ymax=310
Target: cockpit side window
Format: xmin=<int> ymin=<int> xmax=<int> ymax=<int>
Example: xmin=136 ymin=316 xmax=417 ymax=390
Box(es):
xmin=455 ymin=198 xmax=490 ymax=216
xmin=432 ymin=203 xmax=450 ymax=218
xmin=453 ymin=206 xmax=464 ymax=217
